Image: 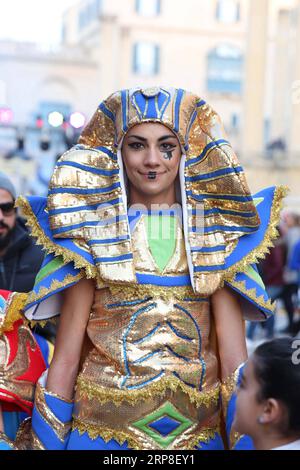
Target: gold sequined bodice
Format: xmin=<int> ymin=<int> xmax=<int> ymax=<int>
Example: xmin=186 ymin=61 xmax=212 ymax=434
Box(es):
xmin=74 ymin=215 xmax=221 ymax=450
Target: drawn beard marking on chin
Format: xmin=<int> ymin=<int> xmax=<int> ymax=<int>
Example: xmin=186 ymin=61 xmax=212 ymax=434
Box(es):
xmin=148 ymin=171 xmax=157 ymax=180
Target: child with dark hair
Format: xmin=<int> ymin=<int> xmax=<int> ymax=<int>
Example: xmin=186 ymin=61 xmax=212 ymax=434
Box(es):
xmin=233 ymin=337 xmax=300 ymax=450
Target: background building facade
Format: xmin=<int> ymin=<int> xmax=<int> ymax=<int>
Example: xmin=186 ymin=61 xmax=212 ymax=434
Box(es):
xmin=1 ymin=0 xmax=300 ymax=204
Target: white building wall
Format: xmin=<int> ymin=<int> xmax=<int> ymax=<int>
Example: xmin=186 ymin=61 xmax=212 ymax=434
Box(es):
xmin=0 ymin=41 xmax=99 ymax=125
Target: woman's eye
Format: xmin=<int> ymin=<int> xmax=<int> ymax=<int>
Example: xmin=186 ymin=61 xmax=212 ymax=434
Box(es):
xmin=128 ymin=142 xmax=144 ymax=150
xmin=160 ymin=143 xmax=176 ymax=151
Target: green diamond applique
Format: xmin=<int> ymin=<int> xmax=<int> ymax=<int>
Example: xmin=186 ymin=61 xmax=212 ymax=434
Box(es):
xmin=131 ymin=401 xmax=194 ymax=448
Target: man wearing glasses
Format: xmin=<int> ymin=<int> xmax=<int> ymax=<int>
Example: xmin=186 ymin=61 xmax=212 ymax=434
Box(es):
xmin=0 ymin=172 xmax=44 ymax=293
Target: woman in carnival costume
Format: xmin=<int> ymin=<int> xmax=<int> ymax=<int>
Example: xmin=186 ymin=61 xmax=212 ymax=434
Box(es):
xmin=16 ymin=87 xmax=286 ymax=450
xmin=0 ymin=289 xmax=52 ymax=450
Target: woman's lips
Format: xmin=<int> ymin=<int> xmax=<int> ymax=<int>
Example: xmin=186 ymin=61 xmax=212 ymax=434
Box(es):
xmin=139 ymin=171 xmax=166 ymax=179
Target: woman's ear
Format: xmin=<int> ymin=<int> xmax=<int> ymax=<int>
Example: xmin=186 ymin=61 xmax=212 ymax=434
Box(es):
xmin=259 ymin=398 xmax=286 ymax=427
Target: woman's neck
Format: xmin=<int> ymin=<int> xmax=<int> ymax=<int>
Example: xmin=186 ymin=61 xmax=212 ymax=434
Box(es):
xmin=254 ymin=431 xmax=300 ymax=450
xmin=128 ymin=187 xmax=177 ymax=210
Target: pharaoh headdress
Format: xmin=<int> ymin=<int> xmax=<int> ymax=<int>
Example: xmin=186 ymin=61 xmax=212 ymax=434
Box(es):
xmin=18 ymin=87 xmax=285 ymax=315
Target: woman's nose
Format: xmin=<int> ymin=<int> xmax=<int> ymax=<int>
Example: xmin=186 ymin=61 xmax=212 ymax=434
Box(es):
xmin=144 ymin=147 xmax=161 ymax=166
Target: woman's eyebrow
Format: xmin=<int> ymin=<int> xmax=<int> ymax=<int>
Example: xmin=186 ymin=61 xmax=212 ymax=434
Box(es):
xmin=127 ymin=135 xmax=147 ymax=141
xmin=127 ymin=134 xmax=177 ymax=142
xmin=158 ymin=135 xmax=177 ymax=142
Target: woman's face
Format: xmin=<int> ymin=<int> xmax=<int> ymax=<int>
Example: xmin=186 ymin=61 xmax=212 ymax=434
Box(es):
xmin=233 ymin=357 xmax=265 ymax=437
xmin=121 ymin=122 xmax=181 ymax=201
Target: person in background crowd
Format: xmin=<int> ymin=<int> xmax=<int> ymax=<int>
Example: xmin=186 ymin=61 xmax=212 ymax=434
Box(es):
xmin=0 ymin=172 xmax=56 ymax=343
xmin=0 ymin=172 xmax=44 ymax=293
xmin=247 ymin=227 xmax=285 ymax=340
xmin=288 ymin=237 xmax=300 ymax=334
xmin=233 ymin=337 xmax=300 ymax=450
xmin=280 ymin=212 xmax=300 ymax=333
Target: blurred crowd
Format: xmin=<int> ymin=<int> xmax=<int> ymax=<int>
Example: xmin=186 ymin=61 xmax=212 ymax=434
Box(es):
xmin=247 ymin=210 xmax=300 ymax=343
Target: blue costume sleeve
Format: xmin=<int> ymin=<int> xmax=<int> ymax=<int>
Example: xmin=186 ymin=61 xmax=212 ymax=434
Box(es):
xmin=31 ymin=372 xmax=74 ymax=450
xmin=225 ymin=263 xmax=273 ymax=321
xmin=224 ymin=186 xmax=286 ymax=321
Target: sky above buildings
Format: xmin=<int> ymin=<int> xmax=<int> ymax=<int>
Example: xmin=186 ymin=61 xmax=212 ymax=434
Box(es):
xmin=0 ymin=0 xmax=78 ymax=46
xmin=0 ymin=0 xmax=297 ymax=47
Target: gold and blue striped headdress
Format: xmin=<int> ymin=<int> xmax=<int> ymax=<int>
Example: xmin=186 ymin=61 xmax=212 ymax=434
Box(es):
xmin=47 ymin=87 xmax=261 ymax=295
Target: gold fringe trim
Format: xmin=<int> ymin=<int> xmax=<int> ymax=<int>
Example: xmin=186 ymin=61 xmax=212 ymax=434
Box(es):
xmin=37 ymin=380 xmax=74 ymax=404
xmin=72 ymin=418 xmax=220 ymax=450
xmin=76 ymin=375 xmax=220 ymax=409
xmin=223 ymin=185 xmax=288 ymax=283
xmin=25 ymin=273 xmax=84 ymax=326
xmin=0 ymin=431 xmax=16 ymax=449
xmin=14 ymin=417 xmax=38 ymax=450
xmin=109 ymin=284 xmax=206 ymax=301
xmin=221 ymin=364 xmax=243 ymax=419
xmin=189 ymin=426 xmax=220 ymax=449
xmin=72 ymin=418 xmax=144 ymax=449
xmin=228 ymin=279 xmax=274 ymax=314
xmin=229 ymin=430 xmax=244 ymax=450
xmin=30 ymin=431 xmax=46 ymax=450
xmin=28 ymin=317 xmax=59 ymax=329
xmin=27 ymin=272 xmax=84 ymax=307
xmin=0 ymin=292 xmax=28 ymax=334
xmin=16 ymin=196 xmax=97 ymax=279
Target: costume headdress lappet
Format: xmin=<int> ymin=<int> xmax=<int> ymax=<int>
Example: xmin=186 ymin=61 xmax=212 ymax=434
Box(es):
xmin=16 ymin=87 xmax=286 ymax=450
